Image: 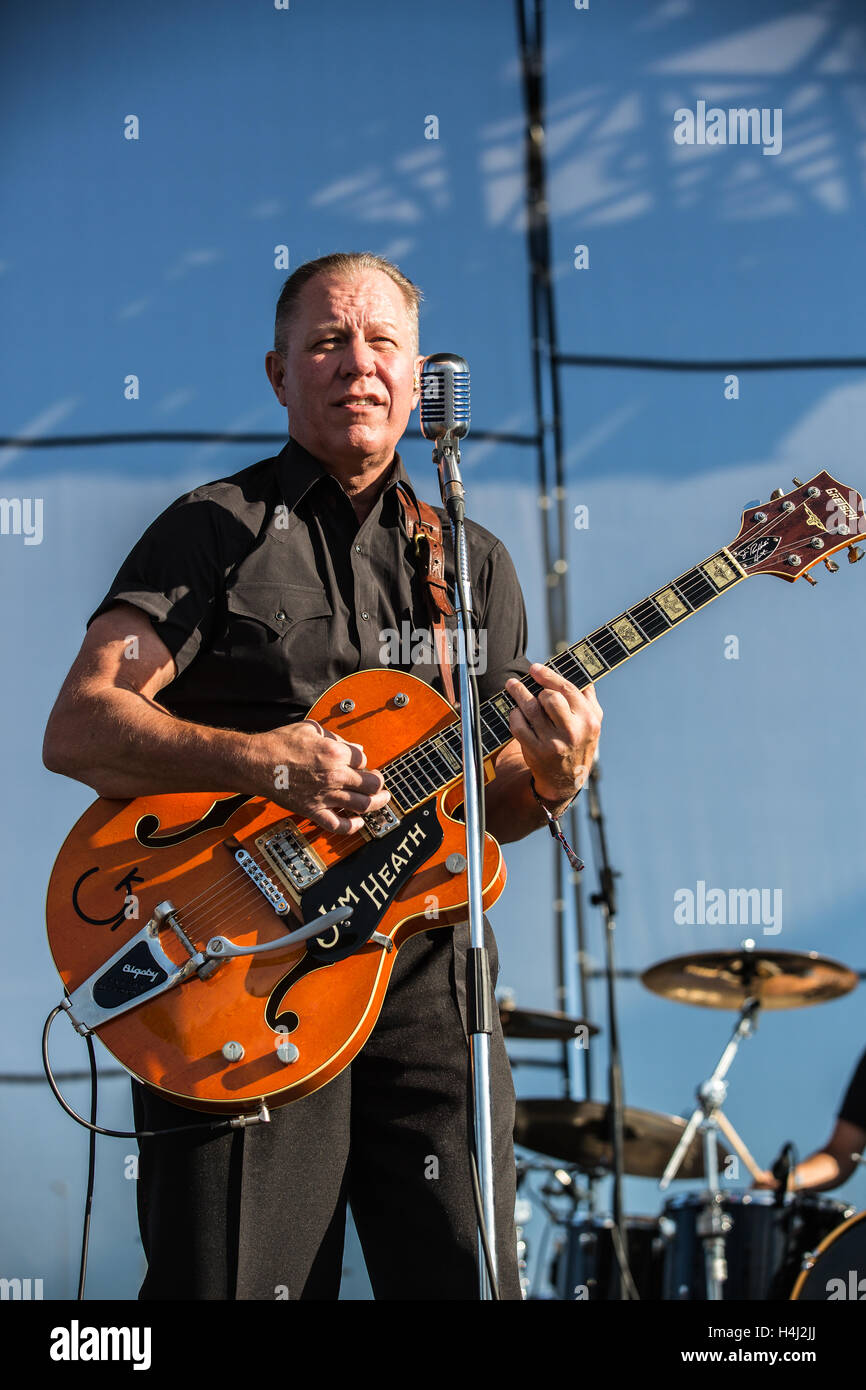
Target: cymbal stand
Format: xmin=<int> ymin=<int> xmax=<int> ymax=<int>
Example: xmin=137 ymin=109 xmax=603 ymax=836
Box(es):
xmin=659 ymin=996 xmax=761 ymax=1299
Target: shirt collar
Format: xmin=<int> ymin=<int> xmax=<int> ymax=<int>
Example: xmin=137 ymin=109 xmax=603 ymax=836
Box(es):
xmin=276 ymin=435 xmax=415 ymax=517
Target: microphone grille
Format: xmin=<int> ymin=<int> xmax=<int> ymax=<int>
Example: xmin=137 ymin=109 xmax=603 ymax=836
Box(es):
xmin=420 ymin=353 xmax=470 ymax=440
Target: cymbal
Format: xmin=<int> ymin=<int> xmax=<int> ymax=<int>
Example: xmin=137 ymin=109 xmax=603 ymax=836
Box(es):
xmin=514 ymin=1099 xmax=726 ymax=1179
xmin=499 ymin=1004 xmax=599 ymax=1041
xmin=640 ymin=949 xmax=858 ymax=1011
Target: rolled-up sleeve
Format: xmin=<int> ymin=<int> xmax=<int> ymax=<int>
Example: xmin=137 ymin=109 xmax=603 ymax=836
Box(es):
xmin=87 ymin=493 xmax=252 ymax=678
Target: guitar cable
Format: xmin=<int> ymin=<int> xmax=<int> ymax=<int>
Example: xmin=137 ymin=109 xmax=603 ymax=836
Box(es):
xmin=42 ymin=1003 xmax=262 ymax=1300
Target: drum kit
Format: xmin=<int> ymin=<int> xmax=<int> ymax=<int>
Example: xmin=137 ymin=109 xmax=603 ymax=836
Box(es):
xmin=505 ymin=942 xmax=864 ymax=1301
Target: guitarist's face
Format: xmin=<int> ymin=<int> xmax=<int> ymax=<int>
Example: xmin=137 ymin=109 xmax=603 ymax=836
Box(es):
xmin=265 ymin=268 xmax=424 ymax=477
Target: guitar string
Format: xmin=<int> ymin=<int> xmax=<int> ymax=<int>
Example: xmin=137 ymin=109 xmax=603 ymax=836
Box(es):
xmin=140 ymin=502 xmax=830 ymax=943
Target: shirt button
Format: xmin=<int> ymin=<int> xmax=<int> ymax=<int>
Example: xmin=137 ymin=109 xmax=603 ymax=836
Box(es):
xmin=354 ymin=544 xmax=362 ymax=553
xmin=360 ymin=611 xmax=369 ymax=621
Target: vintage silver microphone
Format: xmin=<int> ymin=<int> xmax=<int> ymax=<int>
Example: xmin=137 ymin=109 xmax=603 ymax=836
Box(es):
xmin=420 ymin=353 xmax=470 ymax=520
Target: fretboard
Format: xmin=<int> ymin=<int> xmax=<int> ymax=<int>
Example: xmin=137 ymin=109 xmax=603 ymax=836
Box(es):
xmin=382 ymin=547 xmax=745 ymax=813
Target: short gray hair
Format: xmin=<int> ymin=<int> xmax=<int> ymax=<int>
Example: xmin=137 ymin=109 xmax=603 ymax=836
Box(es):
xmin=273 ymin=252 xmax=422 ymax=357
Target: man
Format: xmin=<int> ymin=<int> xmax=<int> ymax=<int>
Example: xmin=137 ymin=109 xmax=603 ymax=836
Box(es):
xmin=43 ymin=252 xmax=602 ymax=1300
xmin=754 ymin=1047 xmax=866 ymax=1193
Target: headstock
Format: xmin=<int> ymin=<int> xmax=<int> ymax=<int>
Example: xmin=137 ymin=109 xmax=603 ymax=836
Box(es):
xmin=729 ymin=472 xmax=866 ymax=585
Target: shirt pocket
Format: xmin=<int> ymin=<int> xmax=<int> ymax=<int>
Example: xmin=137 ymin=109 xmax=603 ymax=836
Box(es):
xmin=223 ymin=581 xmax=332 ymax=649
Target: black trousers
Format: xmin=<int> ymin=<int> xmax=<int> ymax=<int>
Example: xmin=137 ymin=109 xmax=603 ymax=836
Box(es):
xmin=132 ymin=923 xmax=521 ymax=1300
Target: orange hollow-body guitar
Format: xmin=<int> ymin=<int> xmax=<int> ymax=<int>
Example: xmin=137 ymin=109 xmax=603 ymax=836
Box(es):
xmin=47 ymin=670 xmax=503 ymax=1114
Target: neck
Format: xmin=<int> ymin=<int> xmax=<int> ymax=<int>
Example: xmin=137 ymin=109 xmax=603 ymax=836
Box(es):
xmin=339 ymin=459 xmax=396 ymax=523
xmin=298 ymin=440 xmax=396 ymax=523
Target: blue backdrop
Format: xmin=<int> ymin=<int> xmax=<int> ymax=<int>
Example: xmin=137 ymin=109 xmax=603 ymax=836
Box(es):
xmin=2 ymin=0 xmax=864 ymax=1300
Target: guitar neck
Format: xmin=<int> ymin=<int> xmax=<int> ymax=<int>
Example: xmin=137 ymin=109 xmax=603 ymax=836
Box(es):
xmin=382 ymin=546 xmax=746 ymax=813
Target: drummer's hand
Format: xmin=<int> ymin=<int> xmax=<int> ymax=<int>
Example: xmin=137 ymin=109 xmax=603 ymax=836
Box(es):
xmin=751 ymin=1169 xmax=780 ymax=1190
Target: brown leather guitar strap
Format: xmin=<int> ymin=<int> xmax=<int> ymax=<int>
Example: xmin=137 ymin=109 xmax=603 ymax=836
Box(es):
xmin=395 ymin=482 xmax=457 ymax=708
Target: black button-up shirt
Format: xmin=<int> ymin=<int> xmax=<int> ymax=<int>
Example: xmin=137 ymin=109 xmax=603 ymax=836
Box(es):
xmin=89 ymin=437 xmax=532 ymax=733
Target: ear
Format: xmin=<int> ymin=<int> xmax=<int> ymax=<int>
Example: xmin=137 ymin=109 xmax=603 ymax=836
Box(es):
xmin=411 ymin=353 xmax=426 ymax=409
xmin=265 ymin=351 xmax=288 ymax=407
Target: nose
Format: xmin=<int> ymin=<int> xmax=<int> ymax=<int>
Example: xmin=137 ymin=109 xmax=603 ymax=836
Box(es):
xmin=339 ymin=331 xmax=377 ymax=378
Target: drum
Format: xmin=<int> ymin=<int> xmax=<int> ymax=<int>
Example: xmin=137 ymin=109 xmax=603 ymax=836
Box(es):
xmin=555 ymin=1214 xmax=666 ymax=1300
xmin=662 ymin=1191 xmax=852 ymax=1300
xmin=790 ymin=1208 xmax=866 ymax=1300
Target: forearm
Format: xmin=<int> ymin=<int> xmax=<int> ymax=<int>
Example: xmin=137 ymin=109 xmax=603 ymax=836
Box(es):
xmin=791 ymin=1149 xmax=856 ymax=1192
xmin=484 ymin=739 xmax=575 ymax=844
xmin=43 ymin=687 xmax=257 ymax=799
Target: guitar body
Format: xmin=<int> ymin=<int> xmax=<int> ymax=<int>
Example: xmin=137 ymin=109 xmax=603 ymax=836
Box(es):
xmin=46 ymin=670 xmax=505 ymax=1113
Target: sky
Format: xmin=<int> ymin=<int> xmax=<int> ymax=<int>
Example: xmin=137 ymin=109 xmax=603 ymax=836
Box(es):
xmin=1 ymin=0 xmax=865 ymax=1302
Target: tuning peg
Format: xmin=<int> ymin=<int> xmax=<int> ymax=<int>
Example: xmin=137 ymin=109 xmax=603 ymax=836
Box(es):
xmin=848 ymin=545 xmax=864 ymax=564
xmin=803 ymin=573 xmax=818 ymax=586
xmin=769 ymin=488 xmax=785 ymax=500
xmin=824 ymin=559 xmax=840 ymax=573
xmin=792 ymin=477 xmax=804 ymax=487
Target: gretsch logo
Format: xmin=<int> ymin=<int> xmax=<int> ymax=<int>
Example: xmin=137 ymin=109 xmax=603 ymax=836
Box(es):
xmin=734 ymin=535 xmax=780 ymax=567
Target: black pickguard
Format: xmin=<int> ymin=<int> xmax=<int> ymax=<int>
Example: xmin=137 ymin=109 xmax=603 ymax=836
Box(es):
xmin=265 ymin=805 xmax=443 ymax=1033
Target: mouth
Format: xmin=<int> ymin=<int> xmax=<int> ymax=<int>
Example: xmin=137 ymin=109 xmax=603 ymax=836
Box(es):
xmin=332 ymin=396 xmax=385 ymax=411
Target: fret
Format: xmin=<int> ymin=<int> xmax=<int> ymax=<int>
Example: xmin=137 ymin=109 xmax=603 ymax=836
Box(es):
xmin=588 ymin=626 xmax=629 ymax=668
xmin=412 ymin=752 xmax=441 ymax=797
xmin=480 ymin=716 xmax=507 ymax=756
xmin=557 ymin=650 xmax=592 ymax=688
xmin=683 ymin=567 xmax=717 ymax=608
xmin=635 ymin=595 xmax=672 ymax=639
xmin=393 ymin=759 xmax=428 ymax=804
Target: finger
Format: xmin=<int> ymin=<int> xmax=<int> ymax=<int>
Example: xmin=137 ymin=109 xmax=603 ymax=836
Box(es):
xmin=529 ymin=662 xmax=586 ymax=716
xmin=327 ymin=786 xmax=391 ymax=815
xmin=309 ymin=807 xmax=366 ymax=836
xmin=331 ymin=737 xmax=368 ymax=771
xmin=507 ymin=704 xmax=542 ymax=750
xmin=330 ymin=764 xmax=386 ymax=796
xmin=506 ymin=678 xmax=555 ymax=737
xmin=582 ymin=682 xmax=603 ymax=718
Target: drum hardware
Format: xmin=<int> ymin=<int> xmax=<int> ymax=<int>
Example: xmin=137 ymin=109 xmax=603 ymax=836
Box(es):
xmin=553 ymin=1213 xmax=668 ymax=1301
xmin=644 ymin=940 xmax=859 ymax=1301
xmin=662 ymin=1191 xmax=853 ymax=1301
xmin=498 ymin=1000 xmax=600 ymax=1041
xmin=790 ymin=1208 xmax=866 ymax=1300
xmin=514 ymin=1098 xmax=728 ymax=1179
xmin=513 ymin=1157 xmax=590 ymax=1299
xmin=656 ymin=987 xmax=768 ymax=1297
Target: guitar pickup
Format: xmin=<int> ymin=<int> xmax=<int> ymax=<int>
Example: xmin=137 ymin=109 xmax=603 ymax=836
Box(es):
xmin=362 ymin=805 xmax=401 ymax=838
xmin=256 ymin=823 xmax=324 ymax=894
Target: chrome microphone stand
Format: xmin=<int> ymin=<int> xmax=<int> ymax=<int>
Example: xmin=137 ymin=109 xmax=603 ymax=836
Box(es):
xmin=424 ymin=355 xmax=499 ymax=1299
xmin=442 ymin=440 xmax=498 ymax=1298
